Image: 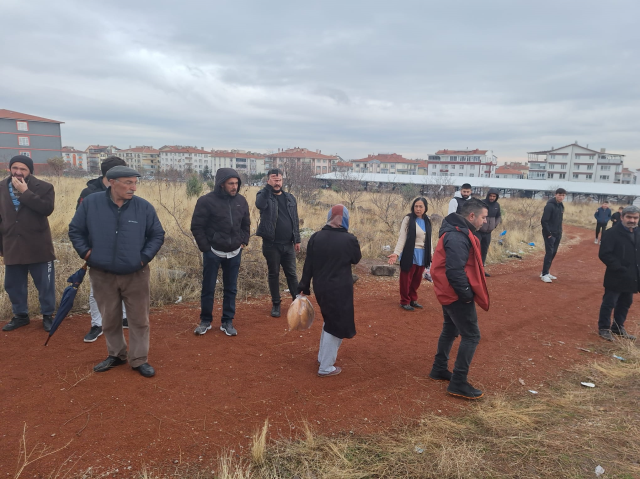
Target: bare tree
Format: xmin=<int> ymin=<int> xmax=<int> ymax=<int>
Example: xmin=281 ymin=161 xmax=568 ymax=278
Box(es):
xmin=370 ymin=190 xmax=403 ymax=234
xmin=47 ymin=156 xmax=66 ymax=178
xmin=281 ymin=161 xmax=320 ymax=204
xmin=335 ymin=171 xmax=366 ymax=210
xmin=422 ymin=175 xmax=455 ymax=214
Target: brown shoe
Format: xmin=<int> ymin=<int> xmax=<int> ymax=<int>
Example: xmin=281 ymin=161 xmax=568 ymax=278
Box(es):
xmin=318 ymin=366 xmax=342 ymax=377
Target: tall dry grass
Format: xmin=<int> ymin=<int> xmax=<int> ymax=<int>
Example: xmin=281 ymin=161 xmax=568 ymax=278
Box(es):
xmin=0 ymin=178 xmax=604 ymax=321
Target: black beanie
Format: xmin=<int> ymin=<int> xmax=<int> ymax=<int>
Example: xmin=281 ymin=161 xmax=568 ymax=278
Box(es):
xmin=9 ymin=155 xmax=34 ymax=174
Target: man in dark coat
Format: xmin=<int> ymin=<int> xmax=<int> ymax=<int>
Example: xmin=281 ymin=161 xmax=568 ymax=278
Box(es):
xmin=447 ymin=183 xmax=472 ymax=215
xmin=597 ymin=205 xmax=640 ymax=341
xmin=611 ymin=206 xmax=623 ymax=226
xmin=593 ymin=201 xmax=612 ymax=244
xmin=76 ymin=156 xmax=128 ymax=343
xmin=298 ymin=205 xmax=362 ymax=377
xmin=478 ymin=187 xmax=502 ymax=276
xmin=255 ymin=169 xmax=301 ymax=318
xmin=191 ymin=168 xmax=250 ymax=337
xmin=69 ymin=166 xmax=165 ymax=377
xmin=429 ymin=198 xmax=489 ymax=399
xmin=540 ymin=188 xmax=566 ymax=283
xmin=1 ymin=155 xmax=56 ymax=332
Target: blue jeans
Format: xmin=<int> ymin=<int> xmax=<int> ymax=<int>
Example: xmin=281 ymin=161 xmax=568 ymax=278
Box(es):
xmin=200 ymin=250 xmax=242 ymax=324
xmin=4 ymin=262 xmax=56 ymax=316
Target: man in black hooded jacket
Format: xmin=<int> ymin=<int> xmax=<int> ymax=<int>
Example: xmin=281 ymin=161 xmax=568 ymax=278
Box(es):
xmin=478 ymin=188 xmax=501 ymax=277
xmin=540 ymin=188 xmax=566 ymax=283
xmin=191 ymin=168 xmax=250 ymax=337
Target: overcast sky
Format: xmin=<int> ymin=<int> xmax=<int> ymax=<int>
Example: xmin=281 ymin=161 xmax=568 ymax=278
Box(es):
xmin=1 ymin=0 xmax=639 ymax=166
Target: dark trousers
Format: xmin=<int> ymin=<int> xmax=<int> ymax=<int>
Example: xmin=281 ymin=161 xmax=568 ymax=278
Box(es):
xmin=542 ymin=234 xmax=562 ymax=276
xmin=4 ymin=262 xmax=56 ymax=317
xmin=478 ymin=231 xmax=492 ymax=265
xmin=399 ymin=264 xmax=425 ymax=305
xmin=262 ymin=242 xmax=298 ymax=304
xmin=598 ymin=289 xmax=634 ymax=331
xmin=200 ymin=250 xmax=242 ymax=324
xmin=595 ymin=222 xmax=608 ymax=239
xmin=432 ymin=300 xmax=481 ymax=381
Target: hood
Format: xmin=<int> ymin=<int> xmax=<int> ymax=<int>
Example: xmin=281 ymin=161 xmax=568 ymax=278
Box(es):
xmin=453 ymin=191 xmax=463 ymax=198
xmin=439 ymin=213 xmax=474 ymax=237
xmin=485 ymin=188 xmax=500 ymax=202
xmin=86 ymin=176 xmax=106 ymax=189
xmin=546 ymin=198 xmax=561 ymax=206
xmin=214 ymin=168 xmax=241 ymax=194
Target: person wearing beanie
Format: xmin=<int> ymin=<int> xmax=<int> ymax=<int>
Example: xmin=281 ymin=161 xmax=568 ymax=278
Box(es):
xmin=75 ymin=156 xmax=129 ymax=343
xmin=1 ymin=155 xmax=56 ymax=332
xmin=69 ymin=165 xmax=165 ymax=378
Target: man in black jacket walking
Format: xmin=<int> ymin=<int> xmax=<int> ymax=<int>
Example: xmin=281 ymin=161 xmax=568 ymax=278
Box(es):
xmin=191 ymin=168 xmax=250 ymax=337
xmin=478 ymin=188 xmax=501 ymax=277
xmin=597 ymin=205 xmax=640 ymax=341
xmin=255 ymin=169 xmax=301 ymax=318
xmin=76 ymin=156 xmax=128 ymax=342
xmin=69 ymin=166 xmax=165 ymax=377
xmin=540 ymin=188 xmax=566 ymax=283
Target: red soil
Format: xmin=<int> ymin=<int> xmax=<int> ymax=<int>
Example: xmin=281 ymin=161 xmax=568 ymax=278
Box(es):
xmin=0 ymin=225 xmax=635 ymax=476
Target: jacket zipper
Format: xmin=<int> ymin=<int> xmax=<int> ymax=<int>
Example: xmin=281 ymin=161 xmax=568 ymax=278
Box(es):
xmin=228 ymin=200 xmax=233 ymax=249
xmin=112 ymin=205 xmax=122 ymax=267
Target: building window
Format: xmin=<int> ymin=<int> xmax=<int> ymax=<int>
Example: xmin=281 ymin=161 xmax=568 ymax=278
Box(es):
xmin=450 ymin=156 xmax=457 ymax=161
xmin=586 ymin=174 xmax=593 ymax=179
xmin=19 ymin=151 xmax=31 ymax=157
xmin=459 ymin=173 xmax=464 ymax=176
xmin=16 ymin=121 xmax=28 ymax=131
xmin=574 ymin=165 xmax=580 ymax=170
xmin=18 ymin=136 xmax=30 ymax=146
xmin=559 ymin=173 xmax=566 ymax=179
xmin=548 ymin=173 xmax=554 ymax=179
xmin=600 ymin=165 xmax=610 ymax=171
xmin=600 ymin=175 xmax=609 ymax=180
xmin=550 ymin=155 xmax=555 ymax=159
xmin=573 ymin=174 xmax=579 ymax=179
xmin=469 ymin=173 xmax=474 ymax=177
xmin=548 ymin=164 xmax=555 ymax=170
xmin=587 ymin=164 xmax=593 ymax=170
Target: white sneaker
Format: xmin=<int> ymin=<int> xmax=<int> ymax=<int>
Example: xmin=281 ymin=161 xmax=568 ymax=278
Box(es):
xmin=548 ymin=274 xmax=557 ymax=280
xmin=540 ymin=274 xmax=553 ymax=283
xmin=594 ymin=239 xmax=599 ymax=244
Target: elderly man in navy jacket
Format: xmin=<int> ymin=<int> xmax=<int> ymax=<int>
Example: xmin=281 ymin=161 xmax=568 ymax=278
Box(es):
xmin=69 ymin=166 xmax=165 ymax=377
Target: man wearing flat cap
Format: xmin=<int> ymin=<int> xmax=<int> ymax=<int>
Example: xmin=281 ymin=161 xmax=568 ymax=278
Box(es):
xmin=0 ymin=155 xmax=56 ymax=332
xmin=69 ymin=166 xmax=165 ymax=378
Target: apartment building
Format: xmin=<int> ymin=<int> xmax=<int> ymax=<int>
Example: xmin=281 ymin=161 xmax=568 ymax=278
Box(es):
xmin=527 ymin=143 xmax=625 ymax=183
xmin=160 ymin=147 xmax=211 ymax=173
xmin=117 ymin=146 xmax=160 ymax=173
xmin=61 ymin=146 xmax=89 ymax=171
xmin=351 ymin=153 xmax=420 ymax=175
xmin=85 ymin=145 xmax=121 ymax=173
xmin=419 ymin=149 xmax=497 ymax=178
xmin=0 ymin=109 xmax=63 ymax=171
xmin=266 ymin=147 xmax=338 ymax=175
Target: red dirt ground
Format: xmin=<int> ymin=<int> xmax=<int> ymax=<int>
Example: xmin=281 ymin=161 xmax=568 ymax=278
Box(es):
xmin=1 ymin=225 xmax=637 ymax=476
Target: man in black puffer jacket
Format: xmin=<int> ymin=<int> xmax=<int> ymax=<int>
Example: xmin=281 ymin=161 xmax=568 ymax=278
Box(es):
xmin=191 ymin=168 xmax=250 ymax=337
xmin=255 ymin=169 xmax=301 ymax=318
xmin=69 ymin=166 xmax=165 ymax=378
xmin=540 ymin=188 xmax=566 ymax=283
xmin=478 ymin=187 xmax=502 ymax=277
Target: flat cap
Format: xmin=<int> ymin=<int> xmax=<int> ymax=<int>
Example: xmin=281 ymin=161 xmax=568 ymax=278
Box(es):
xmin=106 ymin=166 xmax=141 ymax=180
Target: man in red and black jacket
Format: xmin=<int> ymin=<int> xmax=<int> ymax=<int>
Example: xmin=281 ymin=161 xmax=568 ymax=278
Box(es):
xmin=429 ymin=198 xmax=490 ymax=400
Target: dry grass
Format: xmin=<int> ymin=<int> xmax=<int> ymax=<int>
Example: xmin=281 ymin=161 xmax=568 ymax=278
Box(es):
xmin=0 ymin=177 xmax=604 ymax=322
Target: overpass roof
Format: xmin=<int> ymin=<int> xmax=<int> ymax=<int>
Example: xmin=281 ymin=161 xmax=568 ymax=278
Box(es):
xmin=316 ymin=172 xmax=640 ymax=198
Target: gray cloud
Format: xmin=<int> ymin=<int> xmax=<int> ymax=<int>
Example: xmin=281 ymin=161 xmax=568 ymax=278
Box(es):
xmin=1 ymin=0 xmax=639 ymax=166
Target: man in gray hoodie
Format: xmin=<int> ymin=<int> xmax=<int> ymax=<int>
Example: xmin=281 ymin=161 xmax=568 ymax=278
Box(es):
xmin=478 ymin=188 xmax=502 ymax=276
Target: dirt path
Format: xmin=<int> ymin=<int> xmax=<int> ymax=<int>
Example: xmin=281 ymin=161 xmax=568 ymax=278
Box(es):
xmin=0 ymin=225 xmax=636 ymax=476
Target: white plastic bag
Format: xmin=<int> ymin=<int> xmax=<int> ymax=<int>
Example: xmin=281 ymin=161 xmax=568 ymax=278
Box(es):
xmin=287 ymin=294 xmax=315 ymax=331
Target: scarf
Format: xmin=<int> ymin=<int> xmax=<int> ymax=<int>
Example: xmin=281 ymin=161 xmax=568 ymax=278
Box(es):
xmin=8 ymin=180 xmax=20 ymax=211
xmin=326 ymin=204 xmax=350 ymax=230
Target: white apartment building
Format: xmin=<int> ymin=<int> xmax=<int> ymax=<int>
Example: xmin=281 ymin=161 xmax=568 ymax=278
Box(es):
xmin=420 ymin=149 xmax=497 ymax=178
xmin=117 ymin=146 xmax=160 ymax=172
xmin=61 ymin=146 xmax=89 ymax=171
xmin=527 ymin=143 xmax=625 ymax=183
xmin=160 ymin=147 xmax=211 ymax=173
xmin=352 ymin=153 xmax=420 ymax=175
xmin=211 ymin=150 xmax=266 ymax=176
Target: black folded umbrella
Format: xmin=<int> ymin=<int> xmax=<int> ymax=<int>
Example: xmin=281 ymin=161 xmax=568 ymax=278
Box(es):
xmin=44 ymin=264 xmax=87 ymax=346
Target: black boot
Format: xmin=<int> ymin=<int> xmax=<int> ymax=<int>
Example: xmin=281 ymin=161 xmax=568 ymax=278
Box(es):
xmin=271 ymin=302 xmax=281 ymax=318
xmin=428 ymin=368 xmax=452 ymax=381
xmin=2 ymin=315 xmax=30 ymax=331
xmin=447 ymin=377 xmax=484 ymax=399
xmin=42 ymin=315 xmax=53 ymax=332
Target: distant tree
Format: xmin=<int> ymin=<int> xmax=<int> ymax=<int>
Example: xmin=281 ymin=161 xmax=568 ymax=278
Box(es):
xmin=47 ymin=156 xmax=66 ymax=177
xmin=282 ymin=161 xmax=320 ymax=204
xmin=201 ymin=165 xmax=212 ymax=181
xmin=335 ymin=171 xmax=366 ymax=210
xmin=186 ymin=174 xmax=204 ymax=198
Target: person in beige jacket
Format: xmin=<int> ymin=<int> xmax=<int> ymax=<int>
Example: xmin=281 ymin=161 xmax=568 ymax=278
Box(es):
xmin=388 ymin=197 xmax=432 ymax=311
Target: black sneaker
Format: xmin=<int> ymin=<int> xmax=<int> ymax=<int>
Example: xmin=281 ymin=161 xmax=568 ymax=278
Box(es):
xmin=400 ymin=304 xmax=415 ymax=311
xmin=611 ymin=327 xmax=636 ymax=341
xmin=2 ymin=315 xmax=30 ymax=331
xmin=43 ymin=314 xmax=53 ymax=332
xmin=133 ymin=363 xmax=155 ymax=378
xmin=599 ymin=329 xmax=614 ymax=342
xmin=122 ymin=317 xmax=129 ymax=329
xmin=428 ymin=368 xmax=453 ymax=381
xmin=220 ymin=322 xmax=237 ymax=336
xmin=447 ymin=379 xmax=484 ymax=399
xmin=484 ymin=272 xmax=491 ymax=277
xmin=410 ymin=301 xmax=423 ymax=309
xmin=84 ymin=326 xmax=103 ymax=343
xmin=271 ymin=302 xmax=281 ymax=318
